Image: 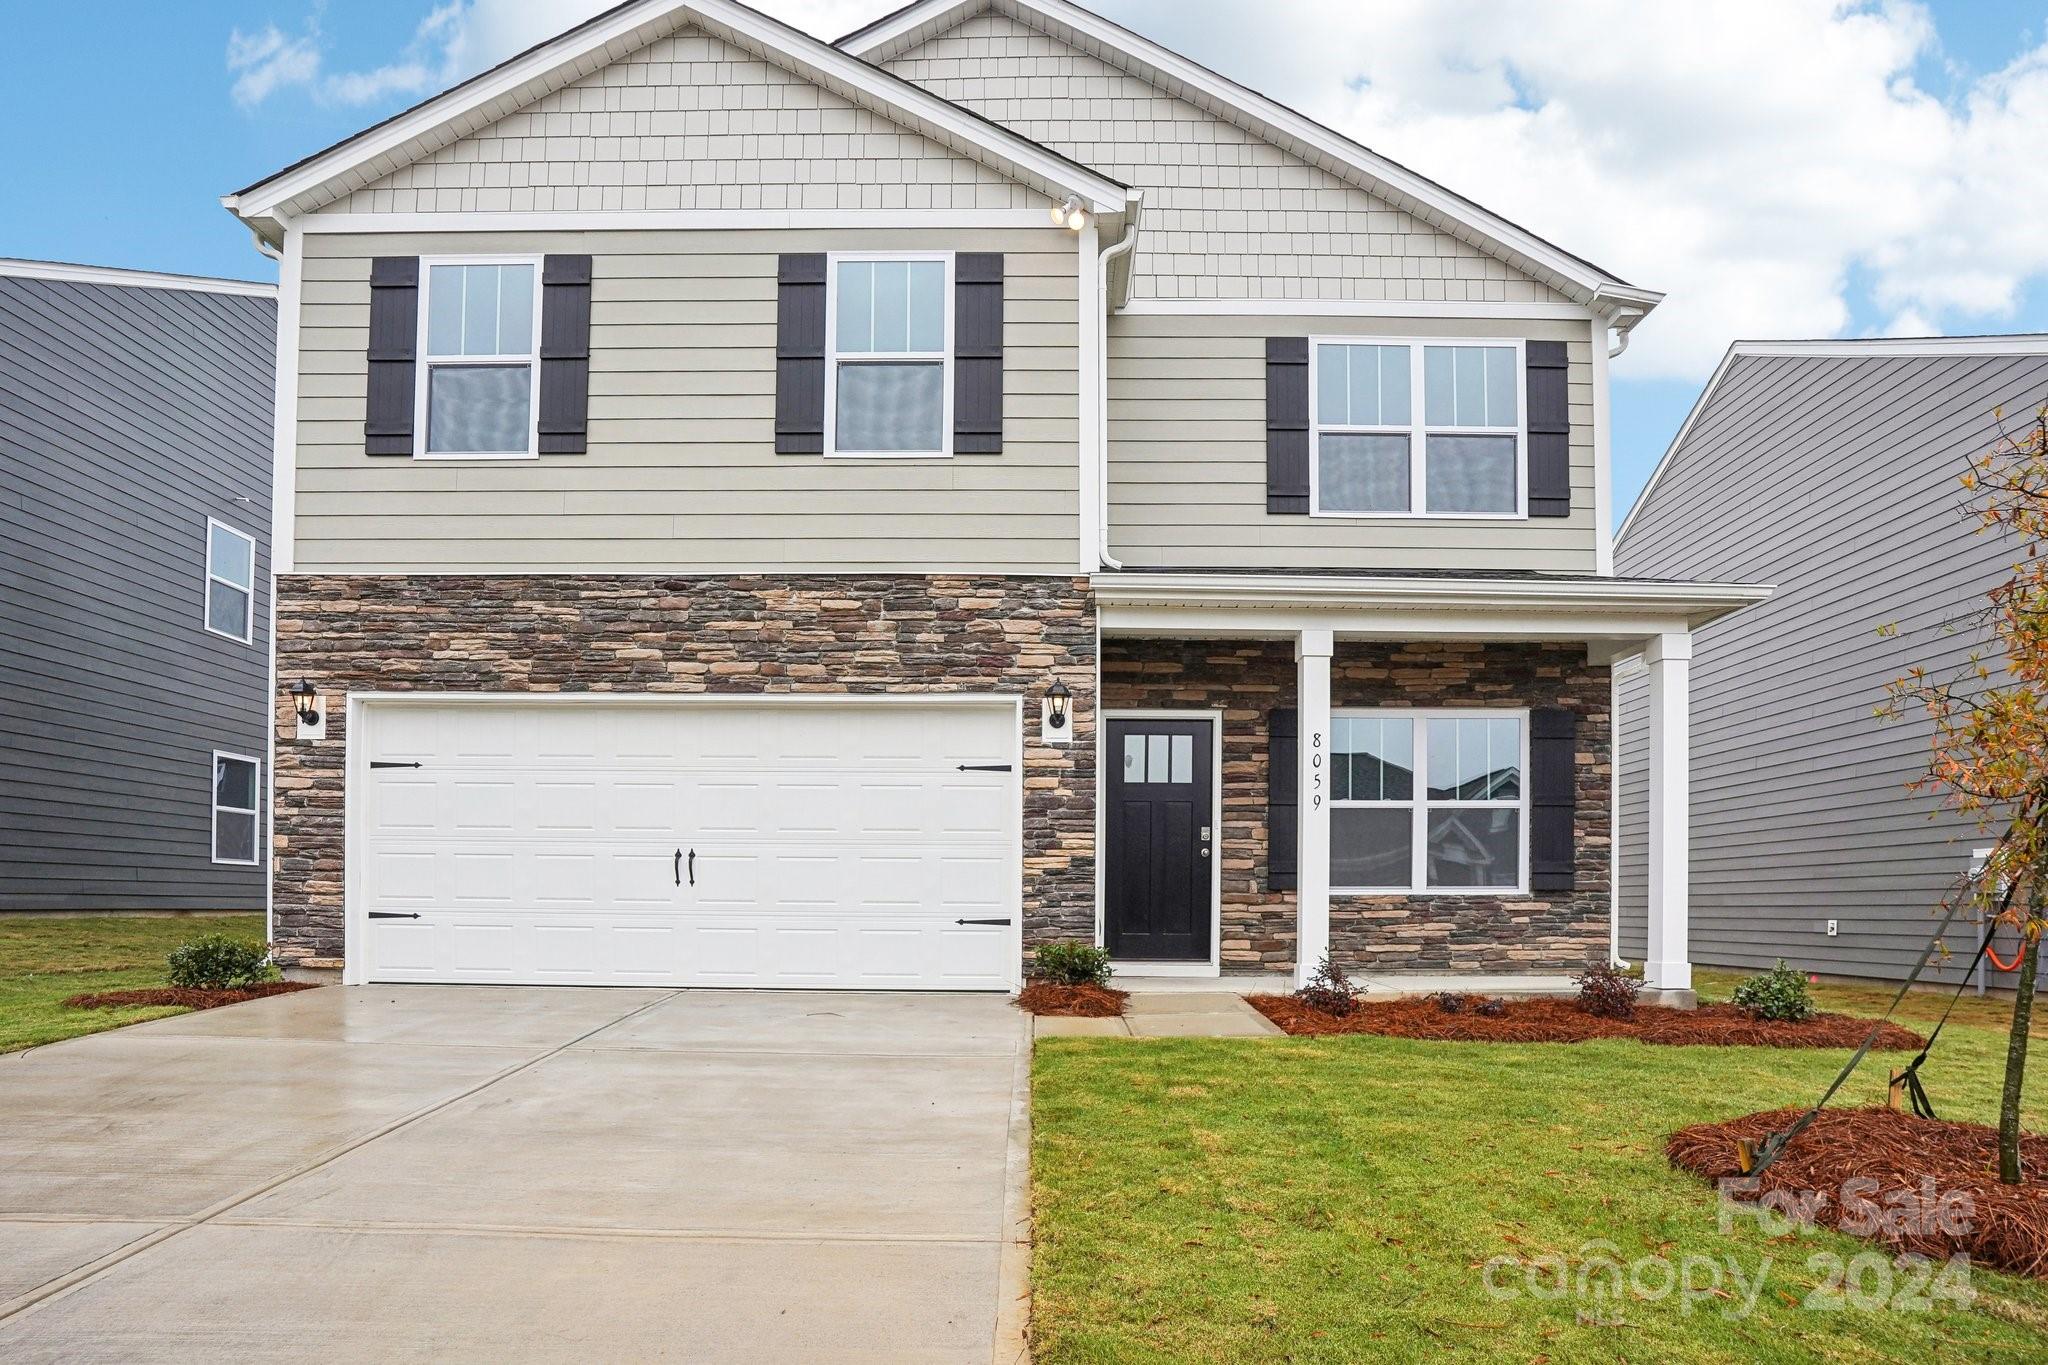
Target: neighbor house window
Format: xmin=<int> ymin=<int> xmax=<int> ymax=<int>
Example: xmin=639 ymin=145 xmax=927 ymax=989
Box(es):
xmin=1311 ymin=339 xmax=1523 ymax=516
xmin=212 ymin=752 xmax=261 ymax=866
xmin=204 ymin=518 xmax=255 ymax=644
xmin=1329 ymin=710 xmax=1526 ymax=892
xmin=418 ymin=258 xmax=540 ymax=458
xmin=826 ymin=254 xmax=951 ymax=456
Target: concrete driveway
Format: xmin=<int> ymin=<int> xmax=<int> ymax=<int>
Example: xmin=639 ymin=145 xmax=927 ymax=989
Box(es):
xmin=0 ymin=987 xmax=1029 ymax=1362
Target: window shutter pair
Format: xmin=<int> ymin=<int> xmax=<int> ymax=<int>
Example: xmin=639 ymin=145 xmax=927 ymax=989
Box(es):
xmin=1264 ymin=336 xmax=1572 ymax=517
xmin=774 ymin=252 xmax=1004 ymax=455
xmin=1262 ymin=705 xmax=1578 ymax=894
xmin=363 ymin=254 xmax=592 ymax=456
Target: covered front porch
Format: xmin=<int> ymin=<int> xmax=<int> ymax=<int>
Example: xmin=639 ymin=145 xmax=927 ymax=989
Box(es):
xmin=1091 ymin=571 xmax=1767 ymax=1000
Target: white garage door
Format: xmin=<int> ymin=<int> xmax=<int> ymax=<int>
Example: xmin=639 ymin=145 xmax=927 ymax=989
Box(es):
xmin=354 ymin=700 xmax=1019 ymax=990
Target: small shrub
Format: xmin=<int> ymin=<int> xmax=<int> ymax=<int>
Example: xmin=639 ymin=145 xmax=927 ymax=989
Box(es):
xmin=1029 ymin=942 xmax=1113 ymax=987
xmin=1474 ymin=997 xmax=1508 ymax=1018
xmin=1295 ymin=953 xmax=1360 ymax=1018
xmin=1574 ymin=962 xmax=1642 ymax=1020
xmin=166 ymin=934 xmax=272 ymax=991
xmin=1731 ymin=960 xmax=1817 ymax=1022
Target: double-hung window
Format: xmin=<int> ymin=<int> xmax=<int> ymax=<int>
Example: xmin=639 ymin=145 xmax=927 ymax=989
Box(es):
xmin=212 ymin=751 xmax=261 ymax=866
xmin=418 ymin=257 xmax=541 ymax=458
xmin=204 ymin=518 xmax=255 ymax=644
xmin=826 ymin=254 xmax=951 ymax=457
xmin=1329 ymin=710 xmax=1528 ymax=893
xmin=1311 ymin=339 xmax=1524 ymax=517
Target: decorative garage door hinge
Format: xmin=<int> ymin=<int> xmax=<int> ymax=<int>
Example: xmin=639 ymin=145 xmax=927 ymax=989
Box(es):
xmin=370 ymin=760 xmax=423 ymax=769
xmin=955 ymin=918 xmax=1012 ymax=926
xmin=368 ymin=911 xmax=421 ymax=920
xmin=956 ymin=763 xmax=1012 ymax=772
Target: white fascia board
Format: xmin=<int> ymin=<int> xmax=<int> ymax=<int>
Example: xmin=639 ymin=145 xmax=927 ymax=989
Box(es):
xmin=1118 ymin=299 xmax=1596 ymax=320
xmin=1090 ymin=571 xmax=1770 ymax=630
xmin=227 ymin=0 xmax=1125 ymax=228
xmin=0 ymin=257 xmax=275 ymax=297
xmin=842 ymin=0 xmax=1653 ymax=310
xmin=294 ymin=209 xmax=1076 ymax=234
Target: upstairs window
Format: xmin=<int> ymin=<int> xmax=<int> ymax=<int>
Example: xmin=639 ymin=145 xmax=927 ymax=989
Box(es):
xmin=827 ymin=254 xmax=951 ymax=457
xmin=419 ymin=258 xmax=540 ymax=458
xmin=204 ymin=519 xmax=255 ymax=644
xmin=1311 ymin=339 xmax=1524 ymax=517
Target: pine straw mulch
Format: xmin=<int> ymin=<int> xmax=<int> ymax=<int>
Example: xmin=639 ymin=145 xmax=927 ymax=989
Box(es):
xmin=1015 ymin=981 xmax=1130 ymax=1017
xmin=62 ymin=982 xmax=320 ymax=1012
xmin=1669 ymin=1106 xmax=2048 ymax=1278
xmin=1245 ymin=994 xmax=1928 ymax=1049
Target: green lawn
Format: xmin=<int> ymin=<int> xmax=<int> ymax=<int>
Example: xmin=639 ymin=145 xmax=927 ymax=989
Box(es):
xmin=0 ymin=913 xmax=266 ymax=1053
xmin=1031 ymin=973 xmax=2048 ymax=1362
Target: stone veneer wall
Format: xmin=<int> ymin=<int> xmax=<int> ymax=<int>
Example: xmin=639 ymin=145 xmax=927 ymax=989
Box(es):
xmin=272 ymin=575 xmax=1095 ymax=967
xmin=1101 ymin=639 xmax=1611 ymax=976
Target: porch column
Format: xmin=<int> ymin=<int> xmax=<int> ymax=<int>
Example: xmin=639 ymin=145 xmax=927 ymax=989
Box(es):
xmin=1645 ymin=631 xmax=1692 ymax=992
xmin=1296 ymin=629 xmax=1333 ymax=987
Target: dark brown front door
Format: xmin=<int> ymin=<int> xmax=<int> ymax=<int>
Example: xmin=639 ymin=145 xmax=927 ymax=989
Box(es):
xmin=1105 ymin=717 xmax=1214 ymax=961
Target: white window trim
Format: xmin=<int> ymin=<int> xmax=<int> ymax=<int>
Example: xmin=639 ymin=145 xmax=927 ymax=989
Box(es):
xmin=211 ymin=750 xmax=263 ymax=868
xmin=1330 ymin=707 xmax=1530 ymax=896
xmin=1308 ymin=336 xmax=1527 ymax=520
xmin=203 ymin=517 xmax=256 ymax=645
xmin=823 ymin=250 xmax=955 ymax=460
xmin=413 ymin=253 xmax=545 ymax=461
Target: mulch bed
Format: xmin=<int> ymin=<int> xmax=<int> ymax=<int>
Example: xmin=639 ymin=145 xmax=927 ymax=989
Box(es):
xmin=1245 ymin=994 xmax=1927 ymax=1049
xmin=1015 ymin=982 xmax=1129 ymax=1017
xmin=1669 ymin=1106 xmax=2048 ymax=1278
xmin=62 ymin=982 xmax=320 ymax=1012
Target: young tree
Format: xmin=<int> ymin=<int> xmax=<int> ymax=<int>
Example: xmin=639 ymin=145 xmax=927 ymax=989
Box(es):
xmin=1887 ymin=406 xmax=2048 ymax=1185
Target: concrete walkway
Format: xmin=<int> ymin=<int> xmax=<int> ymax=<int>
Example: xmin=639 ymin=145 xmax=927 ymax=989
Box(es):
xmin=0 ymin=987 xmax=1030 ymax=1363
xmin=1034 ymin=989 xmax=1284 ymax=1038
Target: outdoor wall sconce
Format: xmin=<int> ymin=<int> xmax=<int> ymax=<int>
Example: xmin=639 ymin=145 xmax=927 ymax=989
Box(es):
xmin=1049 ymin=195 xmax=1090 ymax=231
xmin=1041 ymin=679 xmax=1074 ymax=746
xmin=291 ymin=679 xmax=326 ymax=741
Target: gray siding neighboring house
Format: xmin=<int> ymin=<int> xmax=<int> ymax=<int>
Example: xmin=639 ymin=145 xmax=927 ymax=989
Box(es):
xmin=1 ymin=261 xmax=277 ymax=911
xmin=1616 ymin=338 xmax=2048 ymax=984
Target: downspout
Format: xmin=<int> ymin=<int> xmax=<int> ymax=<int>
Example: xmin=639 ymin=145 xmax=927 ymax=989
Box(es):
xmin=1607 ymin=310 xmax=1643 ymax=359
xmin=1095 ymin=192 xmax=1143 ymax=570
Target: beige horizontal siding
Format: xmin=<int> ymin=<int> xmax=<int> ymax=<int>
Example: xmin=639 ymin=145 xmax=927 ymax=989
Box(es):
xmin=294 ymin=228 xmax=1080 ymax=574
xmin=1106 ymin=313 xmax=1599 ymax=572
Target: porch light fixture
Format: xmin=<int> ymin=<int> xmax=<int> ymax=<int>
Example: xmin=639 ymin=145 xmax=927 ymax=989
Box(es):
xmin=1050 ymin=195 xmax=1090 ymax=231
xmin=290 ymin=679 xmax=320 ymax=727
xmin=1046 ymin=680 xmax=1073 ymax=730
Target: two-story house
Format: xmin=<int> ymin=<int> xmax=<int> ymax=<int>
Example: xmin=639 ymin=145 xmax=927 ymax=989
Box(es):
xmin=226 ymin=0 xmax=1761 ymax=996
xmin=1 ymin=259 xmax=275 ymax=914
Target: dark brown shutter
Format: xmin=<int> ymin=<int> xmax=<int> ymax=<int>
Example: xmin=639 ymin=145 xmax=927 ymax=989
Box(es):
xmin=1268 ymin=707 xmax=1299 ymax=891
xmin=365 ymin=257 xmax=419 ymax=456
xmin=1529 ymin=707 xmax=1577 ymax=893
xmin=1266 ymin=337 xmax=1310 ymax=514
xmin=953 ymin=252 xmax=1004 ymax=454
xmin=1526 ymin=340 xmax=1570 ymax=517
xmin=537 ymin=254 xmax=592 ymax=455
xmin=775 ymin=254 xmax=827 ymax=454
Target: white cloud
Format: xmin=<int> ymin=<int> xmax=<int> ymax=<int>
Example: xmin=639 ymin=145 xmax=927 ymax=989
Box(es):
xmin=229 ymin=1 xmax=2048 ymax=380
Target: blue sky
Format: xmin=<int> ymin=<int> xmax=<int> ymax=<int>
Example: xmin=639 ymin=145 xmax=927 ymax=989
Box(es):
xmin=6 ymin=0 xmax=2046 ymax=525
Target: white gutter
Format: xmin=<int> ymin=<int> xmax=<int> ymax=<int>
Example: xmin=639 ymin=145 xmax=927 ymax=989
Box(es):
xmin=1095 ymin=191 xmax=1143 ymax=569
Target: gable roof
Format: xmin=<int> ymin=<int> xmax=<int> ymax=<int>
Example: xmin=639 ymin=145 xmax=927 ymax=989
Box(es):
xmin=1616 ymin=334 xmax=2048 ymax=545
xmin=223 ymin=0 xmax=1130 ymax=243
xmin=839 ymin=0 xmax=1660 ymax=319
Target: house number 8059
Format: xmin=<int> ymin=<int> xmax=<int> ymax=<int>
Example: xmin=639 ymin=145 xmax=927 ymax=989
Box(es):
xmin=1310 ymin=730 xmax=1324 ymax=809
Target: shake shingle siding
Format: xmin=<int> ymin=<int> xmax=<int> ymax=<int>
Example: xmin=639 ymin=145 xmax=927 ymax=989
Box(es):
xmin=0 ymin=275 xmax=275 ymax=910
xmin=1616 ymin=349 xmax=2048 ymax=984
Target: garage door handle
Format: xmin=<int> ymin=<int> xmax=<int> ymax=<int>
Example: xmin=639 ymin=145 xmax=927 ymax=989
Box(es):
xmin=956 ymin=917 xmax=1012 ymax=926
xmin=368 ymin=911 xmax=420 ymax=920
xmin=675 ymin=848 xmax=693 ymax=887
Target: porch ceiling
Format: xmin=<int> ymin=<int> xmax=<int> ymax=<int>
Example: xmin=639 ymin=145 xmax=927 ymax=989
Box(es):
xmin=1090 ymin=571 xmax=1770 ymax=661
